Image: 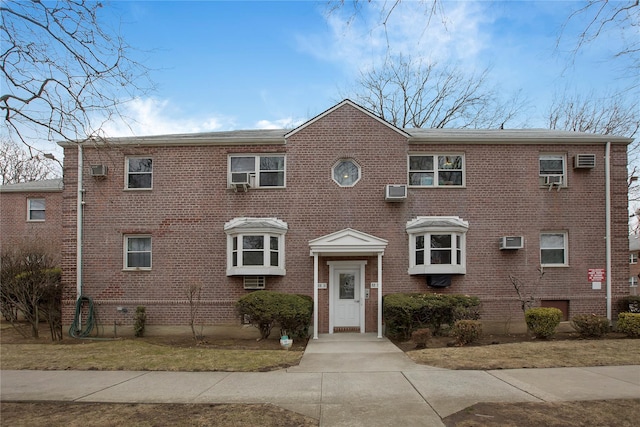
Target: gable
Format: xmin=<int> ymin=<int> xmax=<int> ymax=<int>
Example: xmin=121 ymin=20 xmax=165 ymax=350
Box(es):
xmin=285 ymin=99 xmax=410 ymax=139
xmin=309 ymin=228 xmax=388 ymax=256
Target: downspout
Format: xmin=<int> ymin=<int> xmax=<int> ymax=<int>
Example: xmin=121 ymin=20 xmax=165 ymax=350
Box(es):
xmin=76 ymin=142 xmax=84 ymax=301
xmin=605 ymin=141 xmax=612 ymax=322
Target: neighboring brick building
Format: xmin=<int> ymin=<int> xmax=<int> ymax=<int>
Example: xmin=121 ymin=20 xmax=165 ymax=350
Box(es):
xmin=57 ymin=100 xmax=632 ymax=337
xmin=629 ymin=234 xmax=639 ymax=295
xmin=0 ymin=178 xmax=64 ymax=258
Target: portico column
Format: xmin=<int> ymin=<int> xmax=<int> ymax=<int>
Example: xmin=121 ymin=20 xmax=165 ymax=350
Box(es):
xmin=313 ymin=253 xmax=319 ymax=340
xmin=377 ymin=252 xmax=383 ymax=339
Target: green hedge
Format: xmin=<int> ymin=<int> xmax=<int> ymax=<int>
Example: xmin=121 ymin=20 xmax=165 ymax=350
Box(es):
xmin=236 ymin=291 xmax=313 ymax=340
xmin=525 ymin=307 xmax=562 ymax=339
xmin=617 ymin=312 xmax=640 ymax=337
xmin=383 ymin=293 xmax=481 ymax=340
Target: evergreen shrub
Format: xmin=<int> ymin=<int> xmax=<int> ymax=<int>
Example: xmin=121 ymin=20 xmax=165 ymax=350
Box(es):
xmin=525 ymin=307 xmax=562 ymax=339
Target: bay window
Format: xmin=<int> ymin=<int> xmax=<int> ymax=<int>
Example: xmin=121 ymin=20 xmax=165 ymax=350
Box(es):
xmin=225 ymin=217 xmax=287 ymax=276
xmin=406 ymin=216 xmax=469 ymax=275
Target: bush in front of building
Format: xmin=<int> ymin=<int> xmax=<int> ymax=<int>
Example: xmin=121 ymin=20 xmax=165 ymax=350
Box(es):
xmin=451 ymin=320 xmax=483 ymax=346
xmin=236 ymin=291 xmax=313 ymax=340
xmin=616 ymin=312 xmax=640 ymax=337
xmin=525 ymin=307 xmax=562 ymax=339
xmin=617 ymin=295 xmax=640 ymax=313
xmin=410 ymin=328 xmax=432 ymax=349
xmin=570 ymin=314 xmax=610 ymax=338
xmin=383 ymin=293 xmax=481 ymax=340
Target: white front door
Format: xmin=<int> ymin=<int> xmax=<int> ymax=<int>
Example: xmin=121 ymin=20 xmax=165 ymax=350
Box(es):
xmin=331 ymin=266 xmax=362 ymax=329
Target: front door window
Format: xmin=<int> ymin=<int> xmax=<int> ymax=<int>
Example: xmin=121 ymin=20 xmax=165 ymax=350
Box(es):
xmin=339 ymin=273 xmax=355 ymax=299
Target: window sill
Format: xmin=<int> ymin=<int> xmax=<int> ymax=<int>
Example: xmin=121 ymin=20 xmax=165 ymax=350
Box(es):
xmin=27 ymin=219 xmax=46 ymax=223
xmin=123 ymin=268 xmax=152 ymax=272
xmin=409 ymin=265 xmax=466 ymax=275
xmin=227 ymin=266 xmax=286 ymax=276
xmin=540 ymin=264 xmax=570 ymax=268
xmin=123 ymin=188 xmax=153 ymax=191
xmin=408 ymin=185 xmax=466 ymax=189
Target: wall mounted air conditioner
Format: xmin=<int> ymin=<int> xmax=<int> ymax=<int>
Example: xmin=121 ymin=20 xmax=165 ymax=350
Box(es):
xmin=385 ymin=184 xmax=407 ymax=201
xmin=499 ymin=236 xmax=524 ymax=250
xmin=90 ymin=164 xmax=108 ymax=177
xmin=243 ymin=276 xmax=265 ymax=290
xmin=574 ymin=154 xmax=596 ymax=169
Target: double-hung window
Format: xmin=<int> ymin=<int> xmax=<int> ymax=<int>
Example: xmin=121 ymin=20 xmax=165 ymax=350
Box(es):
xmin=229 ymin=155 xmax=285 ymax=188
xmin=539 ymin=154 xmax=565 ymax=187
xmin=225 ymin=217 xmax=288 ymax=276
xmin=126 ymin=157 xmax=153 ymax=189
xmin=540 ymin=232 xmax=568 ymax=266
xmin=27 ymin=198 xmax=46 ymax=221
xmin=124 ymin=235 xmax=152 ymax=270
xmin=631 ymin=253 xmax=638 ymax=264
xmin=408 ymin=154 xmax=464 ymax=187
xmin=406 ymin=216 xmax=468 ymax=275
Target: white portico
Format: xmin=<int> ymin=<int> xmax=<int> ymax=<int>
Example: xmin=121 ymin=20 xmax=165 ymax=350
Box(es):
xmin=309 ymin=228 xmax=388 ymax=339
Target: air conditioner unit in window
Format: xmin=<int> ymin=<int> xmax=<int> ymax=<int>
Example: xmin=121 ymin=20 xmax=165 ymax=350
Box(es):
xmin=385 ymin=184 xmax=407 ymax=201
xmin=231 ymin=172 xmax=254 ymax=192
xmin=574 ymin=154 xmax=596 ymax=169
xmin=243 ymin=276 xmax=265 ymax=290
xmin=499 ymin=236 xmax=524 ymax=250
xmin=90 ymin=164 xmax=108 ymax=177
xmin=542 ymin=175 xmax=563 ymax=186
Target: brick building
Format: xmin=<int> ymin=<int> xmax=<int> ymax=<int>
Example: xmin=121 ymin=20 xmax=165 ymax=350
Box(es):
xmin=0 ymin=178 xmax=64 ymax=257
xmin=57 ymin=100 xmax=632 ymax=338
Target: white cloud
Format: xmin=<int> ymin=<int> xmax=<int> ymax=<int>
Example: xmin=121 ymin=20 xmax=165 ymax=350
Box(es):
xmin=298 ymin=1 xmax=491 ymax=72
xmin=255 ymin=117 xmax=306 ymax=130
xmin=99 ymin=98 xmax=236 ymax=137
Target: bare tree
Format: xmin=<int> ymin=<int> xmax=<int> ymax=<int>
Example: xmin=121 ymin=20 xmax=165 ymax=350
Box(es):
xmin=1 ymin=0 xmax=151 ymax=147
xmin=546 ymin=91 xmax=639 ymax=138
xmin=345 ymin=54 xmax=522 ymax=129
xmin=1 ymin=138 xmax=60 ymax=185
xmin=559 ymin=0 xmax=639 ymax=77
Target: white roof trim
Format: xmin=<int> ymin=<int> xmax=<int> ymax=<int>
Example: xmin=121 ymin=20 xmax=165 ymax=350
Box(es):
xmin=309 ymin=228 xmax=388 ymax=256
xmin=224 ymin=217 xmax=288 ymax=234
xmin=285 ymin=99 xmax=410 ymax=139
xmin=406 ymin=216 xmax=469 ymax=233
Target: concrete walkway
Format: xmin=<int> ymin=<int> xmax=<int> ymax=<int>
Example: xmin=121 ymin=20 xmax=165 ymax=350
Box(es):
xmin=2 ymin=333 xmax=639 ymax=426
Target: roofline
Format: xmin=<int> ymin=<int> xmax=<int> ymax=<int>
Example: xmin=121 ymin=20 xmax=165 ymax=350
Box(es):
xmin=285 ymin=99 xmax=411 ymax=139
xmin=57 ymin=133 xmax=286 ymax=148
xmin=0 ymin=178 xmax=64 ymax=193
xmin=407 ymin=130 xmax=633 ymax=145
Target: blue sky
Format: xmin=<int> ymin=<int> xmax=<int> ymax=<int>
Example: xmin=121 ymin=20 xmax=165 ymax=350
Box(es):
xmin=79 ymin=1 xmax=637 ymax=137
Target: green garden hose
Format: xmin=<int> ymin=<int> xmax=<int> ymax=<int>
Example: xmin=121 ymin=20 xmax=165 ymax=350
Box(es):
xmin=69 ymin=295 xmax=97 ymax=338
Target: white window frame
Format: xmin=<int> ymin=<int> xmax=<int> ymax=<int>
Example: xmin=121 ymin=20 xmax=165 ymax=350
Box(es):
xmin=406 ymin=216 xmax=468 ymax=275
xmin=631 ymin=253 xmax=638 ymax=264
xmin=125 ymin=157 xmax=153 ymax=190
xmin=332 ymin=158 xmax=361 ymax=187
xmin=540 ymin=232 xmax=568 ymax=267
xmin=228 ymin=154 xmax=286 ymax=189
xmin=408 ymin=154 xmax=465 ymax=187
xmin=124 ymin=235 xmax=152 ymax=270
xmin=539 ymin=154 xmax=566 ymax=187
xmin=630 ymin=276 xmax=638 ymax=287
xmin=224 ymin=217 xmax=287 ymax=276
xmin=27 ymin=198 xmax=46 ymax=221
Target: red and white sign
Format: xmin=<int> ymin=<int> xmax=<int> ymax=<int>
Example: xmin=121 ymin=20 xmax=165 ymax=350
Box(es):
xmin=588 ymin=268 xmax=606 ymax=282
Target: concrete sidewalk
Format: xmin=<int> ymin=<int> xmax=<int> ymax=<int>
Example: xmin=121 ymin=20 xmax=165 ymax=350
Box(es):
xmin=2 ymin=334 xmax=639 ymax=426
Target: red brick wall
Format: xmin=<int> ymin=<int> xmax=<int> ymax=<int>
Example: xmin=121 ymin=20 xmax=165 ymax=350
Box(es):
xmin=0 ymin=189 xmax=63 ymax=259
xmin=60 ymin=103 xmax=630 ymax=332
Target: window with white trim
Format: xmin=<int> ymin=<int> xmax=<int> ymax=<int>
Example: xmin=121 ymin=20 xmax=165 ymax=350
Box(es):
xmin=539 ymin=154 xmax=565 ymax=187
xmin=332 ymin=159 xmax=361 ymax=187
xmin=27 ymin=198 xmax=45 ymax=221
xmin=224 ymin=217 xmax=287 ymax=276
xmin=406 ymin=216 xmax=468 ymax=275
xmin=540 ymin=232 xmax=568 ymax=266
xmin=124 ymin=235 xmax=152 ymax=270
xmin=228 ymin=155 xmax=285 ymax=188
xmin=630 ymin=252 xmax=638 ymax=264
xmin=630 ymin=276 xmax=638 ymax=287
xmin=126 ymin=157 xmax=153 ymax=189
xmin=408 ymin=154 xmax=464 ymax=187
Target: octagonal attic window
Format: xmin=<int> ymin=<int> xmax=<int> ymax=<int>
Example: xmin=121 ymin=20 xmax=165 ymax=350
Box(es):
xmin=333 ymin=159 xmax=361 ymax=187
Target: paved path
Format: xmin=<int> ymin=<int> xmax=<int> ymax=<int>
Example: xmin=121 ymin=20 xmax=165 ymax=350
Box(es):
xmin=2 ymin=333 xmax=639 ymax=426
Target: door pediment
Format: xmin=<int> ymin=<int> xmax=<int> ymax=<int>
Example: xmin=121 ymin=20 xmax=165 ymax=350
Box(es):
xmin=309 ymin=228 xmax=388 ymax=256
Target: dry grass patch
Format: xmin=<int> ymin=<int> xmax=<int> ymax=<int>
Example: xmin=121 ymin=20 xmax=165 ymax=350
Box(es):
xmin=407 ymin=339 xmax=640 ymax=369
xmin=0 ymin=340 xmax=303 ymax=372
xmin=443 ymin=399 xmax=639 ymax=427
xmin=0 ymin=402 xmax=318 ymax=427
